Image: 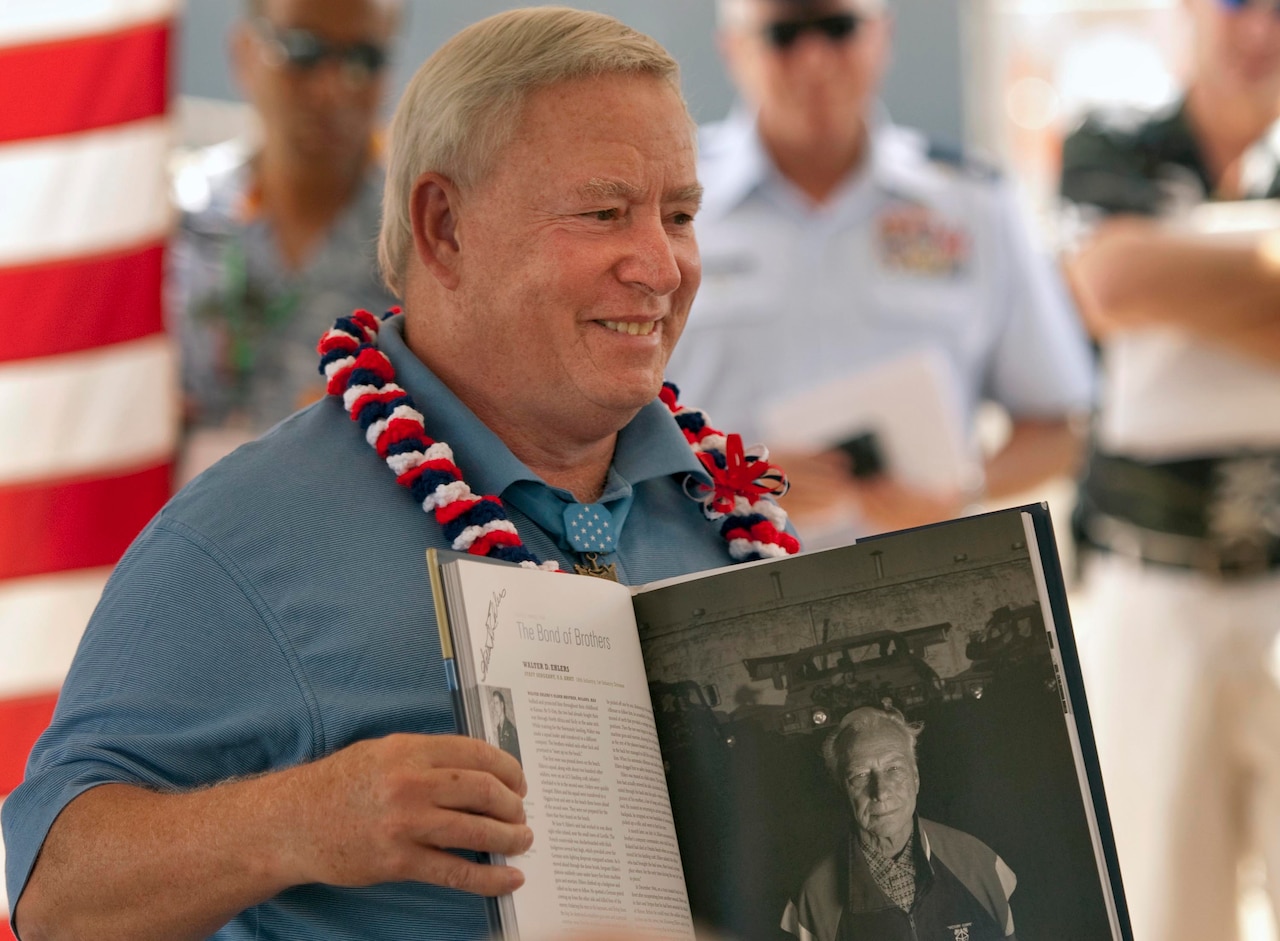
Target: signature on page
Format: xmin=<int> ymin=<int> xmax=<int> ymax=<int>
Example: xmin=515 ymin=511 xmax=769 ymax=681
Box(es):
xmin=479 ymin=588 xmax=506 ymax=682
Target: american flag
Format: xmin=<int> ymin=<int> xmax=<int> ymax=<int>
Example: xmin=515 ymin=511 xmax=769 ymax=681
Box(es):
xmin=0 ymin=1 xmax=178 ymax=928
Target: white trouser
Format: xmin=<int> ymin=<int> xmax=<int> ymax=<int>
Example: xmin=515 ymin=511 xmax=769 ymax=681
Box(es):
xmin=1074 ymin=553 xmax=1280 ymax=941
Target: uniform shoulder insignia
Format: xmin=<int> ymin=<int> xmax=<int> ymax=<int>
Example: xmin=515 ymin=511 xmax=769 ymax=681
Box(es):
xmin=925 ymin=139 xmax=1002 ymax=183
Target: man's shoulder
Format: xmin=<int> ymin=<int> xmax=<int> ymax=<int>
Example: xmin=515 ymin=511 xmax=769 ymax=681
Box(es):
xmin=919 ymin=137 xmax=1003 ymax=186
xmin=1061 ymin=99 xmax=1194 ymax=177
xmin=920 ymin=818 xmax=999 ymax=863
xmin=161 ymin=400 xmax=409 ymax=555
xmin=874 ymin=123 xmax=1007 ymax=206
xmin=1065 ymin=100 xmax=1181 ymax=150
xmin=1060 ymin=99 xmax=1198 ymax=213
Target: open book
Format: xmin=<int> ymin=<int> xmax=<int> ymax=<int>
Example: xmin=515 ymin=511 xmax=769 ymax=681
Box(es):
xmin=428 ymin=505 xmax=1130 ymax=941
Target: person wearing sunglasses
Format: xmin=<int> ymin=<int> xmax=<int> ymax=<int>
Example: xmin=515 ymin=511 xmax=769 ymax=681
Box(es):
xmin=667 ymin=0 xmax=1094 ymax=546
xmin=1059 ymin=1 xmax=1280 ymax=939
xmin=171 ymin=0 xmax=401 ymax=482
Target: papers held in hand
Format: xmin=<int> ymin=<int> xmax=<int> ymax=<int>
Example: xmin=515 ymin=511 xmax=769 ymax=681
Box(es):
xmin=760 ymin=348 xmax=981 ymax=495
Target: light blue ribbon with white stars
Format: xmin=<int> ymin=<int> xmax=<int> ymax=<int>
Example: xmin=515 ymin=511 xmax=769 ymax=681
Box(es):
xmin=562 ymin=503 xmax=616 ymax=554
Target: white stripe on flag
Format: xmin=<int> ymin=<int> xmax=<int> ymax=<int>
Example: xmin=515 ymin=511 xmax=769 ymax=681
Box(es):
xmin=0 ymin=0 xmax=175 ymax=48
xmin=0 ymin=336 xmax=177 ymax=486
xmin=0 ymin=568 xmax=108 ymax=699
xmin=0 ymin=117 xmax=172 ymax=267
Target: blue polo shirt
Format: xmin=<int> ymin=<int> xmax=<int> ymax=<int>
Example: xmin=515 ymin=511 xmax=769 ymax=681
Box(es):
xmin=3 ymin=317 xmax=736 ymax=939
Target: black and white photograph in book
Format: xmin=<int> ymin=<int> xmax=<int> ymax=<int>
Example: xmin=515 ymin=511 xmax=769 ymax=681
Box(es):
xmin=632 ymin=509 xmax=1122 ymax=941
xmin=483 ymin=685 xmax=523 ymax=766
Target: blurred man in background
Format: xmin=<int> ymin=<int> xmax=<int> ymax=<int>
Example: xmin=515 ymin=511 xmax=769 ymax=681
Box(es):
xmin=1060 ymin=0 xmax=1280 ymax=937
xmin=171 ymin=0 xmax=401 ymax=478
xmin=666 ymin=0 xmax=1094 ymax=544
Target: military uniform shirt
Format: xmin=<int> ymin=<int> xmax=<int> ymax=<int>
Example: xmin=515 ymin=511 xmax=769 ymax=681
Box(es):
xmin=667 ymin=107 xmax=1094 ymax=448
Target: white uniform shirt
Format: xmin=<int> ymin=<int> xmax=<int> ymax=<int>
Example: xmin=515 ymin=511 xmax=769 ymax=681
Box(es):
xmin=668 ymin=108 xmax=1095 ymax=448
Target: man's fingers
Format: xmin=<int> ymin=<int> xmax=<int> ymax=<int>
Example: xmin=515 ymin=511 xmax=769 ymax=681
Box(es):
xmin=417 ymin=766 xmax=528 ymax=824
xmin=410 ymin=847 xmax=526 ymax=897
xmin=412 ymin=805 xmax=534 ymax=859
xmin=398 ymin=734 xmax=527 ymax=797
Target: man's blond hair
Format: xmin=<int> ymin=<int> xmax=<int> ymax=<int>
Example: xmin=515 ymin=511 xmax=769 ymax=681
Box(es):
xmin=378 ymin=6 xmax=687 ymax=297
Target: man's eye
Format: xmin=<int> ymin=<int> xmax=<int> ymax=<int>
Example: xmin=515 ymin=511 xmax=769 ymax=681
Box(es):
xmin=588 ymin=208 xmax=619 ymax=221
xmin=671 ymin=212 xmax=694 ymax=226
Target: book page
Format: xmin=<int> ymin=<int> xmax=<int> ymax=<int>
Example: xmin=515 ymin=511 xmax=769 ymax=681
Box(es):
xmin=437 ymin=557 xmax=695 ymax=941
xmin=630 ymin=506 xmax=1129 ymax=941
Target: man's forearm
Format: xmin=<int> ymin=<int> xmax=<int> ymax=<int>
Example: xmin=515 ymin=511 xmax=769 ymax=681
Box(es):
xmin=1068 ymin=218 xmax=1280 ymax=338
xmin=982 ymin=418 xmax=1085 ymax=500
xmin=15 ymin=779 xmax=298 ymax=941
xmin=1186 ymin=310 xmax=1280 ymax=366
xmin=14 ymin=733 xmax=531 ymax=941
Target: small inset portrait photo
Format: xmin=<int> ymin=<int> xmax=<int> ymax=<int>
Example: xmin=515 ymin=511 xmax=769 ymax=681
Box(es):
xmin=484 ymin=685 xmax=522 ymax=766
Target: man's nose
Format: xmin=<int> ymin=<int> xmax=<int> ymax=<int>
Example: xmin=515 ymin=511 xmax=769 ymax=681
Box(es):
xmin=619 ymin=213 xmax=682 ymax=296
xmin=866 ymin=771 xmax=883 ymax=798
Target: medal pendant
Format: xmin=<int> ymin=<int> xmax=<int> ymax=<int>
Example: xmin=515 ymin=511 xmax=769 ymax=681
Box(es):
xmin=574 ymin=552 xmax=618 ymax=581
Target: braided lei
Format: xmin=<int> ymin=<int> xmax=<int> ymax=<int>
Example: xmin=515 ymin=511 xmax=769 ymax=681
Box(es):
xmin=317 ymin=309 xmax=800 ymax=571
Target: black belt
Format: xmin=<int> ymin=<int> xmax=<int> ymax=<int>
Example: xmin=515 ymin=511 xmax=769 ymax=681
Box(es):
xmin=1076 ymin=451 xmax=1280 ymax=579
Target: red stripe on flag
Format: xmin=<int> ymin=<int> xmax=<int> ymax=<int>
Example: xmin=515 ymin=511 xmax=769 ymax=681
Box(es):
xmin=0 ymin=21 xmax=170 ymax=144
xmin=0 ymin=463 xmax=171 ymax=581
xmin=0 ymin=242 xmax=166 ymax=363
xmin=0 ymin=690 xmax=59 ymax=797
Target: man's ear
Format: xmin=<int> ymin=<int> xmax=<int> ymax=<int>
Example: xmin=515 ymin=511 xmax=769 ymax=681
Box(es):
xmin=410 ymin=172 xmax=464 ymax=291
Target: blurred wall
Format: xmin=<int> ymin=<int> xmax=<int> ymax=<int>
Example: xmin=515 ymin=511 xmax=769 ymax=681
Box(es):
xmin=178 ymin=0 xmax=967 ymax=146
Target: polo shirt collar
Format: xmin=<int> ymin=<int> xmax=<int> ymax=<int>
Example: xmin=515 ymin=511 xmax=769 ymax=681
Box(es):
xmin=378 ymin=316 xmax=708 ymax=530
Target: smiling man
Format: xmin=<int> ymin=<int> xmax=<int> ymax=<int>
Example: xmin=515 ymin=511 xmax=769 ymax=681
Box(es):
xmin=2 ymin=8 xmax=796 ymax=940
xmin=783 ymin=708 xmax=1017 ymax=941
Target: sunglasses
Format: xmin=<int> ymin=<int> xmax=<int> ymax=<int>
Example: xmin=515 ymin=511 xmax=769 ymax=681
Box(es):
xmin=1217 ymin=0 xmax=1280 ymax=12
xmin=763 ymin=13 xmax=861 ymax=50
xmin=253 ymin=19 xmax=388 ymax=84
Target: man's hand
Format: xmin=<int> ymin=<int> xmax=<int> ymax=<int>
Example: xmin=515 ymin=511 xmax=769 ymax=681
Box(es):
xmin=279 ymin=733 xmax=533 ymax=893
xmin=772 ymin=446 xmax=863 ymax=529
xmin=773 ymin=447 xmax=965 ymax=537
xmin=1065 ymin=214 xmax=1280 ymax=364
xmin=17 ymin=734 xmax=532 ymax=941
xmin=848 ymin=476 xmax=967 ymax=534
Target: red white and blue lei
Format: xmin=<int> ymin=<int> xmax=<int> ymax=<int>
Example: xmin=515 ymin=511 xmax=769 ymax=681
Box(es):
xmin=317 ymin=309 xmax=800 ymax=571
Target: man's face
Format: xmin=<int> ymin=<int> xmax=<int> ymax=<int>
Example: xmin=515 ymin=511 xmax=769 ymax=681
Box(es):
xmin=841 ymin=726 xmax=919 ymax=848
xmin=235 ymin=0 xmax=398 ymax=167
xmin=492 ymin=693 xmax=506 ymax=724
xmin=720 ymin=0 xmax=891 ymax=149
xmin=1189 ymin=0 xmax=1280 ymax=109
xmin=439 ymin=73 xmax=702 ymax=437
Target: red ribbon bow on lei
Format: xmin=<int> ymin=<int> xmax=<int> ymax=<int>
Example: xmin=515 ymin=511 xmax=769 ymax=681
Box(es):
xmin=692 ymin=433 xmax=790 ymax=517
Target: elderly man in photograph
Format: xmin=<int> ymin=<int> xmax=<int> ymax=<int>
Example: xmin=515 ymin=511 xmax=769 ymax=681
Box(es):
xmin=1 ymin=7 xmax=798 ymax=940
xmin=782 ymin=707 xmax=1017 ymax=941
